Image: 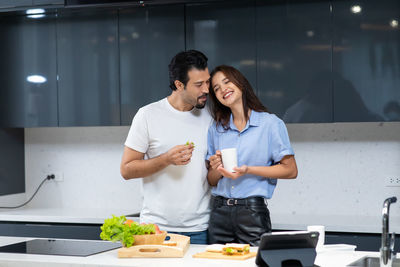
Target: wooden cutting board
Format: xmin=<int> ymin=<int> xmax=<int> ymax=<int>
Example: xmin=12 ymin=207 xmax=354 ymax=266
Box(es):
xmin=118 ymin=233 xmax=190 ymax=258
xmin=192 ymin=251 xmax=257 ymax=260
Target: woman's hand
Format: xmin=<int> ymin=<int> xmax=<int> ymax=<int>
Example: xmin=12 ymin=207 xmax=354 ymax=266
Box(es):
xmin=209 ymin=150 xmax=223 ymax=170
xmin=207 ymin=150 xmax=224 ymax=186
xmin=217 ymin=165 xmax=248 ymax=179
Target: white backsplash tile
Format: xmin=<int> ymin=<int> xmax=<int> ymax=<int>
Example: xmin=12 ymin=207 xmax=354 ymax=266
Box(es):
xmin=20 ymin=122 xmax=400 ymax=230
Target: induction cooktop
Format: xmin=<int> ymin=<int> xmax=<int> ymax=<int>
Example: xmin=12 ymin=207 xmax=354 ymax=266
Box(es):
xmin=0 ymin=239 xmax=122 ymax=257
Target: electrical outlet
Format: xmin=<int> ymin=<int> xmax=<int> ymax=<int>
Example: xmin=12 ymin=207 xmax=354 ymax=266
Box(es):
xmin=53 ymin=172 xmax=64 ymax=182
xmin=385 ymin=177 xmax=400 ymax=187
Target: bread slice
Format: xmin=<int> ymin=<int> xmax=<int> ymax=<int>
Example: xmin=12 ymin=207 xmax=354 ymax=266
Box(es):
xmin=222 ymin=243 xmax=250 ymax=255
xmin=205 ymin=244 xmax=225 ymax=253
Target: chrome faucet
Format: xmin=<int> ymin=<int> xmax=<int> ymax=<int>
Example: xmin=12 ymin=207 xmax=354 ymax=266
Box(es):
xmin=380 ymin=196 xmax=397 ymax=267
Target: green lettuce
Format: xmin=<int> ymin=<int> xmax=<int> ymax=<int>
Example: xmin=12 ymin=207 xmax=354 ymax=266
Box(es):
xmin=225 ymin=247 xmax=234 ymax=254
xmin=99 ymin=215 xmax=156 ymax=247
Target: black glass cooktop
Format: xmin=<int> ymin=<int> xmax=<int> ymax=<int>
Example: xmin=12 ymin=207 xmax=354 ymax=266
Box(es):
xmin=0 ymin=239 xmax=122 ymax=257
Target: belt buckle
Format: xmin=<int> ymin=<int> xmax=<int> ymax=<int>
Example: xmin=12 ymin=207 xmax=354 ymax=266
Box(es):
xmin=227 ymin=198 xmax=237 ymax=206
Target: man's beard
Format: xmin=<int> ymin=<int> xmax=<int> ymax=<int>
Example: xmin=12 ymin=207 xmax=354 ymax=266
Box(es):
xmin=195 ymin=95 xmax=207 ymax=109
xmin=195 ymin=102 xmax=206 ymax=109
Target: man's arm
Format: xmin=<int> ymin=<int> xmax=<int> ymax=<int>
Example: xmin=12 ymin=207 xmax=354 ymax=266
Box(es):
xmin=120 ymin=145 xmax=194 ymax=180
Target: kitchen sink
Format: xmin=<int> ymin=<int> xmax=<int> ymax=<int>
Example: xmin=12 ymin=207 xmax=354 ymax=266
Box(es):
xmin=348 ymin=256 xmax=400 ymax=267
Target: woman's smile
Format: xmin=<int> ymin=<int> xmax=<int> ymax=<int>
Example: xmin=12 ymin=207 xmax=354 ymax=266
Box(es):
xmin=223 ymin=90 xmax=233 ymax=99
xmin=211 ymin=71 xmax=243 ymax=107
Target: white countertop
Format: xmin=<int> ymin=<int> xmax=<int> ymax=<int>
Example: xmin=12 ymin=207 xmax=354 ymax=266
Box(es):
xmin=0 ymin=236 xmax=389 ymax=267
xmin=0 ymin=208 xmax=139 ymax=224
xmin=0 ymin=207 xmax=393 ymax=234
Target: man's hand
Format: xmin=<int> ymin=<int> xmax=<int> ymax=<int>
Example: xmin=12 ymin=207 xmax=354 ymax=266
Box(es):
xmin=166 ymin=144 xmax=194 ymax=165
xmin=217 ymin=165 xmax=248 ymax=179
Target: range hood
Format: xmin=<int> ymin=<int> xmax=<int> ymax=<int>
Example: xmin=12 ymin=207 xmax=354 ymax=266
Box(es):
xmin=65 ymin=0 xmax=229 ymax=8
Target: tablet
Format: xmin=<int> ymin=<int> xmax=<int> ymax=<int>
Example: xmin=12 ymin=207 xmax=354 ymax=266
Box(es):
xmin=258 ymin=231 xmax=319 ymax=250
xmin=256 ymin=231 xmax=319 ymax=266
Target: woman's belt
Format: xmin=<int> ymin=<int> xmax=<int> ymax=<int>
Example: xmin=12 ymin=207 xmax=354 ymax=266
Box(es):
xmin=212 ymin=195 xmax=268 ymax=206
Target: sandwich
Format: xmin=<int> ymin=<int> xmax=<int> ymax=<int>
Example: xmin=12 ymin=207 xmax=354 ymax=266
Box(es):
xmin=222 ymin=243 xmax=250 ymax=255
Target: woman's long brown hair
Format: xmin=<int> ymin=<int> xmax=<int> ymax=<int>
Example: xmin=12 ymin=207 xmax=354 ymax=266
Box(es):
xmin=208 ymin=65 xmax=269 ymax=130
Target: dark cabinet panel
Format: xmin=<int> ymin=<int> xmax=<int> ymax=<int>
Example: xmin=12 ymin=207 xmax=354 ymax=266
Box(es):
xmin=33 ymin=0 xmax=63 ymax=5
xmin=57 ymin=10 xmax=120 ymax=126
xmin=186 ymin=1 xmax=256 ymax=85
xmin=0 ymin=1 xmax=32 ymax=9
xmin=257 ymin=1 xmax=333 ymax=122
xmin=333 ymin=0 xmax=400 ymax=122
xmin=0 ymin=0 xmax=63 ymax=11
xmin=0 ymin=222 xmax=101 ymax=240
xmin=1 ymin=1 xmax=398 ymax=127
xmin=0 ymin=14 xmax=58 ymax=127
xmin=119 ymin=6 xmax=184 ymax=125
xmin=0 ymin=129 xmax=25 ymax=196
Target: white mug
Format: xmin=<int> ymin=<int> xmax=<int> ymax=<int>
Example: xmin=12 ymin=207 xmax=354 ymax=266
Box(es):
xmin=307 ymin=225 xmax=325 ymax=249
xmin=221 ymin=148 xmax=238 ymax=173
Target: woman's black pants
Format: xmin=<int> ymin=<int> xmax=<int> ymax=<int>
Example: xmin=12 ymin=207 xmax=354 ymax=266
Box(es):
xmin=208 ymin=195 xmax=272 ymax=246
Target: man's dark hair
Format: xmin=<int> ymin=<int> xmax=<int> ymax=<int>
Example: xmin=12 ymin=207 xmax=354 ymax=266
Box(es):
xmin=168 ymin=50 xmax=208 ymax=91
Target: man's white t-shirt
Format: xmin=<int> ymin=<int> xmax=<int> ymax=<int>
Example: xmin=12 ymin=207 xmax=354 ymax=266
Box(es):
xmin=125 ymin=97 xmax=212 ymax=232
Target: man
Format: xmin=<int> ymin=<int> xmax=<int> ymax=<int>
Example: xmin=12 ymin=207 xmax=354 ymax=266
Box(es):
xmin=120 ymin=50 xmax=211 ymax=244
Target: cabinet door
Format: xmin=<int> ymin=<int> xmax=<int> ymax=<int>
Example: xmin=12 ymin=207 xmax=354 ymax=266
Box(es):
xmin=257 ymin=0 xmax=333 ymax=122
xmin=186 ymin=1 xmax=256 ymax=87
xmin=0 ymin=129 xmax=24 ymax=196
xmin=33 ymin=0 xmax=63 ymax=5
xmin=0 ymin=13 xmax=58 ymax=127
xmin=333 ymin=0 xmax=400 ymax=122
xmin=119 ymin=5 xmax=185 ymax=125
xmin=57 ymin=9 xmax=120 ymax=126
xmin=0 ymin=222 xmax=101 ymax=240
xmin=0 ymin=0 xmax=32 ymax=9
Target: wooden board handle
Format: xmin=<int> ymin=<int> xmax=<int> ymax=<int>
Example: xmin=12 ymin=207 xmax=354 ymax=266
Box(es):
xmin=117 ymin=233 xmax=190 ymax=258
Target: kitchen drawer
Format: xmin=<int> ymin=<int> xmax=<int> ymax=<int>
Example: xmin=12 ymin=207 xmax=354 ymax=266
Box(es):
xmin=0 ymin=222 xmax=102 ymax=240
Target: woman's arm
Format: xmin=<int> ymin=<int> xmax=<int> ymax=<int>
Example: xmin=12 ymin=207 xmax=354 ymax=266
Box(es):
xmin=206 ymin=150 xmax=223 ymax=186
xmin=218 ymin=155 xmax=298 ymax=180
xmin=246 ymin=155 xmax=298 ymax=179
xmin=207 ymin=168 xmax=223 ymax=186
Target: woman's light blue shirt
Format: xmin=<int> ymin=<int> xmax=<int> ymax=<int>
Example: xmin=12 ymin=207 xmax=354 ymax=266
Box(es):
xmin=206 ymin=111 xmax=294 ymax=199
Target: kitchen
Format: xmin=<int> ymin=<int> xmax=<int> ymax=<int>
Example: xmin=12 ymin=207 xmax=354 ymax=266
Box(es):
xmin=0 ymin=0 xmax=399 ymax=266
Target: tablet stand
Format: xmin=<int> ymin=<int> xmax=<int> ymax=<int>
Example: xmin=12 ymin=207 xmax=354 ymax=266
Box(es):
xmin=256 ymin=247 xmax=318 ymax=267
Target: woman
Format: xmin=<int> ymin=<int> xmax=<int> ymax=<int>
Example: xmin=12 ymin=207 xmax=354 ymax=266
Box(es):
xmin=206 ymin=65 xmax=298 ymax=246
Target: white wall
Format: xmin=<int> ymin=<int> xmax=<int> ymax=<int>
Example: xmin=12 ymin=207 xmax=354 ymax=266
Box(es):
xmin=3 ymin=122 xmax=398 ymax=231
xmin=269 ymin=122 xmax=400 ymax=232
xmin=23 ymin=126 xmax=143 ymax=213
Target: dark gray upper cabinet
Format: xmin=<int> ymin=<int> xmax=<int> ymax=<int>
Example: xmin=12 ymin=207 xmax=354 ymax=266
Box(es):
xmin=57 ymin=9 xmax=120 ymax=126
xmin=186 ymin=1 xmax=256 ymax=85
xmin=0 ymin=0 xmax=63 ymax=9
xmin=1 ymin=1 xmax=398 ymax=127
xmin=0 ymin=1 xmax=32 ymax=9
xmin=0 ymin=13 xmax=58 ymax=127
xmin=119 ymin=5 xmax=185 ymax=125
xmin=257 ymin=0 xmax=333 ymax=122
xmin=33 ymin=0 xmax=63 ymax=5
xmin=333 ymin=0 xmax=400 ymax=122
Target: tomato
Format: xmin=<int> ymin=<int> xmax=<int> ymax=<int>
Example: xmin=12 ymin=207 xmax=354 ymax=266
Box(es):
xmin=154 ymin=224 xmax=162 ymax=234
xmin=124 ymin=219 xmax=134 ymax=226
